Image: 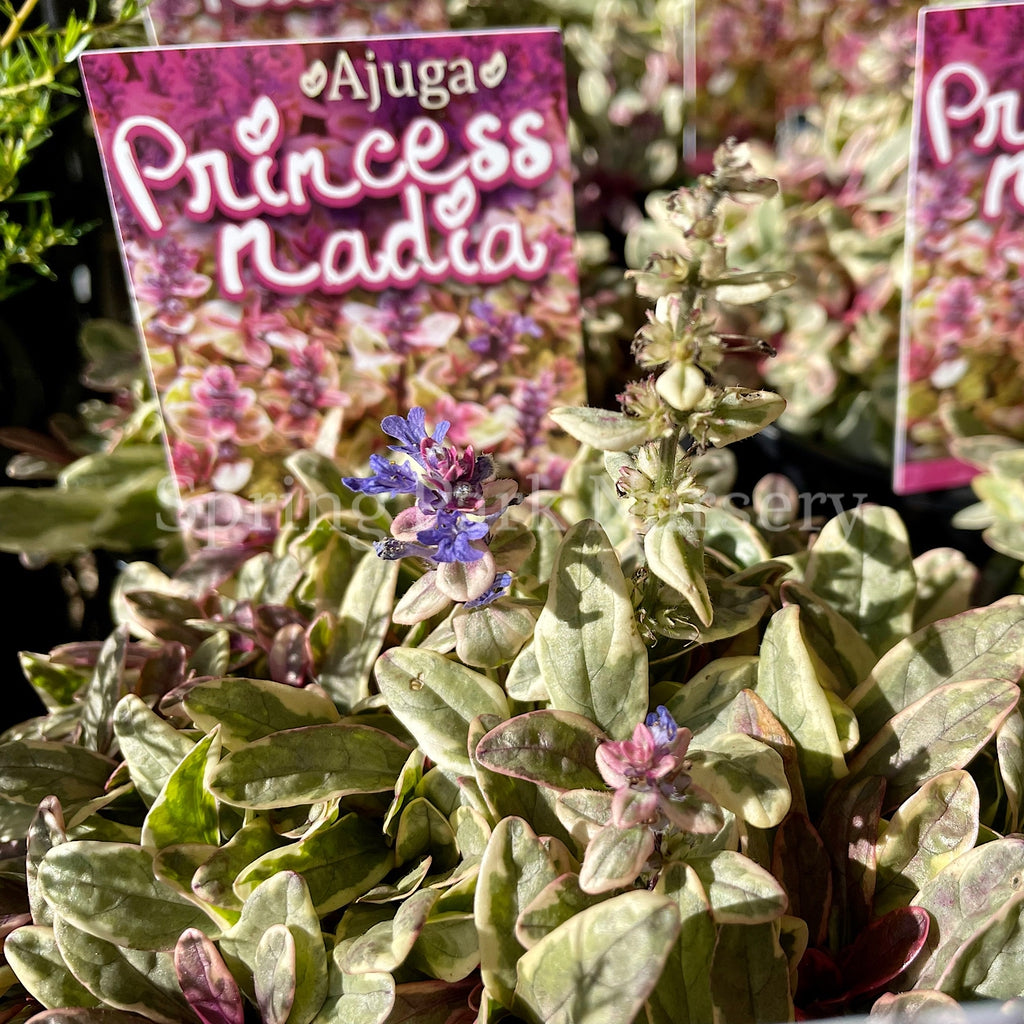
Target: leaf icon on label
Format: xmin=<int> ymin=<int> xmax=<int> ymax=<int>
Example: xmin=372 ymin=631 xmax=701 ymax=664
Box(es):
xmin=433 ymin=177 xmax=478 ymax=231
xmin=235 ymin=96 xmax=281 ymax=156
xmin=300 ymin=59 xmax=329 ymax=99
xmin=479 ymin=51 xmax=507 ymax=90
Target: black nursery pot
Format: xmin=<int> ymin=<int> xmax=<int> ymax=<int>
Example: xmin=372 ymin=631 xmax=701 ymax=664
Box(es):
xmin=732 ymin=425 xmax=990 ymax=564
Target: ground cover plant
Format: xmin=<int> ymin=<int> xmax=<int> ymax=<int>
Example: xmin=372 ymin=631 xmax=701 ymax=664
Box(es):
xmin=2 ymin=141 xmax=1024 ymax=1024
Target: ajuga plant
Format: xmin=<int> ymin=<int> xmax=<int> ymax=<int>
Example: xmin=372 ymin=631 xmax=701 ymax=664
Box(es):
xmin=5 ymin=142 xmax=1024 ymax=1024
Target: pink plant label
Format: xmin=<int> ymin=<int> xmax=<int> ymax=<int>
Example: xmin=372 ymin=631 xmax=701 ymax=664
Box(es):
xmin=896 ymin=1 xmax=1024 ymax=494
xmin=79 ymin=30 xmax=584 ymax=513
xmin=143 ymin=0 xmax=447 ymax=46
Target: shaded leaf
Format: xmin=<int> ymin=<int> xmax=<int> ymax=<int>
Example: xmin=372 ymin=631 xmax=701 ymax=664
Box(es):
xmin=709 ymin=921 xmax=793 ymax=1024
xmin=848 ymin=596 xmax=1024 ymax=741
xmin=847 ymin=678 xmax=1019 ymax=809
xmin=803 ymin=504 xmax=916 ymax=656
xmin=578 ymin=823 xmax=655 ymax=894
xmin=688 ymin=850 xmax=788 ymax=924
xmin=644 ymin=511 xmax=713 ymax=627
xmin=874 ymin=771 xmax=980 ymax=917
xmin=754 ymin=606 xmax=847 ymax=798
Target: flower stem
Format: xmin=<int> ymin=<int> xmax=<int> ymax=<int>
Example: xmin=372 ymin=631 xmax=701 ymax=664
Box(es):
xmin=1 ymin=0 xmax=40 ymax=50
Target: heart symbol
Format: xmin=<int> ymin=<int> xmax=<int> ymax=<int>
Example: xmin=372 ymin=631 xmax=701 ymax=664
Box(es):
xmin=234 ymin=96 xmax=280 ymax=157
xmin=479 ymin=51 xmax=507 ymax=90
xmin=300 ymin=59 xmax=328 ymax=99
xmin=433 ymin=177 xmax=478 ymax=231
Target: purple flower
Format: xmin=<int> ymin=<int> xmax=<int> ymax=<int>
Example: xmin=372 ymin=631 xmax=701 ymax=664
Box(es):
xmin=382 ymin=406 xmax=450 ymax=461
xmin=415 ymin=509 xmax=490 ymax=563
xmin=342 ymin=454 xmax=419 ymax=497
xmin=465 ymin=571 xmax=513 ymax=609
xmin=596 ymin=707 xmax=721 ymax=834
xmin=343 ymin=408 xmax=527 ymax=619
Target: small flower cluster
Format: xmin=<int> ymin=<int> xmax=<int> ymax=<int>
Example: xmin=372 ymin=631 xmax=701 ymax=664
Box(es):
xmin=596 ymin=706 xmax=720 ymax=834
xmin=343 ymin=408 xmax=522 ymax=623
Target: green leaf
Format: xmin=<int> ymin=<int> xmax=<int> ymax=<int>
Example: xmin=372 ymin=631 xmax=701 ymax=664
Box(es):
xmin=311 ymin=957 xmax=393 ymax=1024
xmin=0 ymin=739 xmax=115 ymax=807
xmin=578 ymin=823 xmax=655 ymax=894
xmin=648 ymin=862 xmax=715 ymax=1024
xmin=336 ymin=888 xmax=439 ymax=975
xmin=374 ymin=646 xmax=509 ymax=775
xmin=663 ymin=656 xmax=759 ymax=737
xmin=474 ymin=710 xmax=607 ymax=792
xmin=142 ymin=730 xmax=221 ymax=853
xmin=394 ymin=797 xmax=458 ymax=873
xmin=209 ymin=723 xmax=410 ymax=809
xmin=699 ymin=388 xmax=786 ymax=447
xmin=934 ymin=889 xmax=1024 ymax=1000
xmin=909 ymin=836 xmax=1024 ymax=989
xmin=452 ymin=600 xmax=538 ymax=669
xmin=535 ymin=519 xmax=648 ymax=739
xmin=848 ymin=596 xmax=1024 ymax=742
xmin=4 ymin=924 xmax=102 ymax=1010
xmin=315 ymin=553 xmax=399 ymax=712
xmin=803 ymin=504 xmax=916 ymax=655
xmin=547 ymin=406 xmax=654 ymax=451
xmin=79 ymin=625 xmax=127 ymax=755
xmin=38 ymin=841 xmax=215 ymax=950
xmin=407 ymin=911 xmax=480 ymax=983
xmin=997 ymin=709 xmax=1024 ymax=834
xmin=644 ymin=511 xmax=713 ymax=627
xmin=709 ymin=921 xmax=793 ymax=1023
xmin=255 ymin=924 xmax=296 ymax=1024
xmin=874 ymin=770 xmax=980 ymax=917
xmin=847 ymin=677 xmax=1020 ymax=809
xmin=182 ymin=676 xmax=342 ymax=751
xmin=703 ymin=505 xmax=771 ymax=569
xmin=688 ymin=732 xmax=791 ymax=829
xmin=191 ymin=816 xmax=286 ymax=915
xmin=52 ymin=916 xmax=197 ymax=1024
xmin=475 ymin=816 xmax=562 ymax=1009
xmin=515 ymin=874 xmax=606 ymax=950
xmin=26 ymin=795 xmax=66 ymax=927
xmin=912 ymin=548 xmax=979 ymax=630
xmin=235 ymin=812 xmax=394 ymax=915
xmin=113 ymin=694 xmax=197 ymax=806
xmin=219 ymin=870 xmax=327 ymax=1024
xmin=754 ymin=605 xmax=847 ymax=797
xmin=779 ymin=579 xmax=877 ymax=696
xmin=687 ymin=851 xmax=788 ymax=924
xmin=512 ymin=889 xmax=680 ymax=1024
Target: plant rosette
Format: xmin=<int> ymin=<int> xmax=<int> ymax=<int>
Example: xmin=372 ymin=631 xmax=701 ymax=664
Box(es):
xmin=2 ymin=145 xmax=1024 ymax=1024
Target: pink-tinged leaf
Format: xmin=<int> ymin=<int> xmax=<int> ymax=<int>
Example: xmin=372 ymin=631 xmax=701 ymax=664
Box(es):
xmin=818 ymin=775 xmax=886 ymax=947
xmin=474 ymin=709 xmax=608 ymax=791
xmin=772 ymin=814 xmax=833 ymax=948
xmin=839 ymin=906 xmax=930 ymax=999
xmin=174 ymin=928 xmax=244 ymax=1024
